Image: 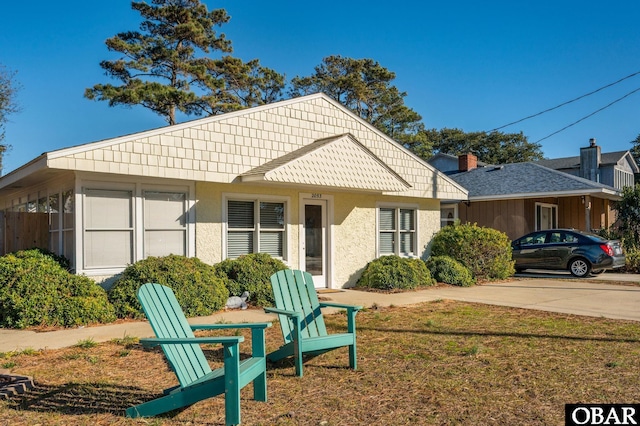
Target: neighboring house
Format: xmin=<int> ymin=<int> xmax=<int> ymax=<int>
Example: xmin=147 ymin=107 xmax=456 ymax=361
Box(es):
xmin=428 ymin=139 xmax=636 ymax=240
xmin=0 ymin=93 xmax=467 ymax=288
xmin=534 ymin=138 xmax=638 ymax=191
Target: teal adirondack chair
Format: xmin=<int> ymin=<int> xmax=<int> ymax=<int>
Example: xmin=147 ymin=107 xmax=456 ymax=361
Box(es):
xmin=265 ymin=270 xmax=362 ymax=376
xmin=126 ymin=283 xmax=271 ymax=426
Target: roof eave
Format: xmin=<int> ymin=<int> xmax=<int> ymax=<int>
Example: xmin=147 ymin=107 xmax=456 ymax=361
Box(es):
xmin=468 ymin=188 xmax=621 ymax=202
xmin=0 ymin=154 xmax=49 ymax=191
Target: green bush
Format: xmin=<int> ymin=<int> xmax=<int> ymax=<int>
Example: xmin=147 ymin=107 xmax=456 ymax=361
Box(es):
xmin=28 ymin=247 xmax=72 ymax=271
xmin=426 ymin=255 xmax=475 ymax=287
xmin=356 ymin=255 xmax=436 ymax=291
xmin=108 ymin=255 xmax=228 ymax=319
xmin=0 ymin=249 xmax=116 ymax=329
xmin=213 ymin=253 xmax=288 ymax=307
xmin=624 ymin=247 xmax=640 ymax=273
xmin=431 ymin=223 xmax=515 ymax=280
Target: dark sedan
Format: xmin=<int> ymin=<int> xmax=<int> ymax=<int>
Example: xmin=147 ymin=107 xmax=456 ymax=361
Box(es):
xmin=511 ymin=229 xmax=625 ymax=278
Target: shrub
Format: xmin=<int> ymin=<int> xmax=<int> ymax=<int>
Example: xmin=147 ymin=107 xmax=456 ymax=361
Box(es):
xmin=27 ymin=247 xmax=72 ymax=271
xmin=108 ymin=255 xmax=228 ymax=319
xmin=356 ymin=255 xmax=436 ymax=291
xmin=430 ymin=223 xmax=515 ymax=280
xmin=0 ymin=249 xmax=116 ymax=329
xmin=213 ymin=253 xmax=288 ymax=307
xmin=624 ymin=247 xmax=640 ymax=273
xmin=426 ymin=255 xmax=475 ymax=287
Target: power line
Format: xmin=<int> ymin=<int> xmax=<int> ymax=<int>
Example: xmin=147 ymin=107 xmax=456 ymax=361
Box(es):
xmin=533 ymin=86 xmax=640 ymax=144
xmin=490 ymin=69 xmax=640 ymax=131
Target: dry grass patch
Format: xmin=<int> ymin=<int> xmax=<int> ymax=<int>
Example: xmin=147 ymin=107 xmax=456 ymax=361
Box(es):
xmin=1 ymin=300 xmax=640 ymax=425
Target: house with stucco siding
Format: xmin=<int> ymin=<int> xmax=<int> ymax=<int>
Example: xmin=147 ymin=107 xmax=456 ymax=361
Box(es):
xmin=0 ymin=93 xmax=467 ymax=288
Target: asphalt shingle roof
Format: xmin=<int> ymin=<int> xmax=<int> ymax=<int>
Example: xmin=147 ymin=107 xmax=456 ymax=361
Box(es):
xmin=449 ymin=162 xmax=618 ymax=198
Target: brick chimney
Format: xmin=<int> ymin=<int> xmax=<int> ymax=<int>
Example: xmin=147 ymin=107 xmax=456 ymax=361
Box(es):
xmin=458 ymin=153 xmax=478 ymax=172
xmin=579 ymin=138 xmax=601 ymax=182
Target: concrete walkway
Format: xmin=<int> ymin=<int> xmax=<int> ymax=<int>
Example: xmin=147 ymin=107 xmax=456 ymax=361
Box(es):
xmin=1 ymin=272 xmax=639 ymax=353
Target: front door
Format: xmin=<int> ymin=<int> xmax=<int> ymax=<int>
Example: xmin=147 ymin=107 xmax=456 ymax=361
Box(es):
xmin=303 ymin=200 xmax=327 ymax=288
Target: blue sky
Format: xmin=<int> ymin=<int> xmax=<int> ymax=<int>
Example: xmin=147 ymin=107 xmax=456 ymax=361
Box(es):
xmin=1 ymin=1 xmax=639 ymax=174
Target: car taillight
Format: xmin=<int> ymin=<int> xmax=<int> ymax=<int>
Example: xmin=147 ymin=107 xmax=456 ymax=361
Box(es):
xmin=600 ymin=244 xmax=614 ymax=256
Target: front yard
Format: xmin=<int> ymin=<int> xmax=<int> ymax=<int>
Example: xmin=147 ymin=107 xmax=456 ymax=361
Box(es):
xmin=2 ymin=300 xmax=640 ymax=425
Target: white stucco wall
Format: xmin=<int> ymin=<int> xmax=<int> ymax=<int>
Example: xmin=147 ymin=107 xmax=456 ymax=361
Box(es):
xmin=196 ymin=182 xmax=441 ymax=288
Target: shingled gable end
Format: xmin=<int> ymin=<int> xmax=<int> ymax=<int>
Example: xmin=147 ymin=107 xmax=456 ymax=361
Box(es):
xmin=0 ymin=93 xmax=467 ymax=288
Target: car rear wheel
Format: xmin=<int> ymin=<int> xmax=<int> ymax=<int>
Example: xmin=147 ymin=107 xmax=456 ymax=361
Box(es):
xmin=569 ymin=258 xmax=591 ymax=278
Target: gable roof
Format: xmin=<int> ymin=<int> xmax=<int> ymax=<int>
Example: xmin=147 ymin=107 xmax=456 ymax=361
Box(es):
xmin=241 ymin=134 xmax=411 ymax=192
xmin=449 ymin=162 xmax=620 ymax=201
xmin=0 ymin=93 xmax=467 ymax=200
xmin=535 ymin=150 xmax=639 ymax=172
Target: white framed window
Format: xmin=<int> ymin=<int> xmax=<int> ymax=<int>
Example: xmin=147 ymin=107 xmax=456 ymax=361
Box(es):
xmin=378 ymin=205 xmax=417 ymax=257
xmin=535 ymin=202 xmax=557 ymax=231
xmin=84 ymin=188 xmax=134 ymax=268
xmin=48 ymin=189 xmax=75 ymax=262
xmin=143 ymin=191 xmax=187 ymax=257
xmin=81 ymin=181 xmax=192 ymax=272
xmin=615 ymin=169 xmax=634 ymax=190
xmin=440 ymin=205 xmax=457 ymax=228
xmin=225 ymin=196 xmax=287 ymax=259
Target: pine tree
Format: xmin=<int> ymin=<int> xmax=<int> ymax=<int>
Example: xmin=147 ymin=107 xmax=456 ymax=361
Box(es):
xmin=85 ymin=0 xmax=283 ymax=125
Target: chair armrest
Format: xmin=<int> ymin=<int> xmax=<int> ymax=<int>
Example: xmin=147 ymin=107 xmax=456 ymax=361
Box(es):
xmin=140 ymin=336 xmax=243 ymax=348
xmin=190 ymin=322 xmax=272 ymax=331
xmin=319 ymin=302 xmax=363 ymax=311
xmin=264 ymin=307 xmax=302 ymax=317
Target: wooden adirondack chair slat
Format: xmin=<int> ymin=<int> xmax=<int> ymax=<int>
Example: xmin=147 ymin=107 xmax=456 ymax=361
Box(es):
xmin=265 ymin=270 xmax=362 ymax=377
xmin=126 ymin=283 xmax=271 ymax=425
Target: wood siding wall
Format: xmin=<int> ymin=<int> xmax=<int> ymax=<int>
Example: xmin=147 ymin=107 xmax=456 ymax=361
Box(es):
xmin=458 ymin=196 xmax=614 ymax=240
xmin=2 ymin=212 xmax=49 ymax=254
xmin=458 ymin=199 xmax=529 ymax=240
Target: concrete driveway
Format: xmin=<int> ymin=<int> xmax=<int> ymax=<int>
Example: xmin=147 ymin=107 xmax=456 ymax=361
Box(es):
xmin=325 ymin=272 xmax=640 ymax=322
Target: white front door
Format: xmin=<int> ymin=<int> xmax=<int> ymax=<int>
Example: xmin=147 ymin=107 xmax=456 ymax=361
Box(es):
xmin=302 ymin=199 xmax=327 ymax=288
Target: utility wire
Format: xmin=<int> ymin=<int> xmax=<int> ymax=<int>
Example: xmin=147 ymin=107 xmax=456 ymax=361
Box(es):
xmin=490 ymin=69 xmax=640 ymax=131
xmin=533 ymin=86 xmax=640 ymax=144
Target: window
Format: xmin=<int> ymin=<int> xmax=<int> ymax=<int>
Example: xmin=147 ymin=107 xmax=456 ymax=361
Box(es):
xmin=379 ymin=207 xmax=416 ymax=256
xmin=48 ymin=192 xmax=60 ymax=254
xmin=83 ymin=186 xmax=190 ymax=270
xmin=520 ymin=231 xmax=547 ymax=246
xmin=227 ymin=199 xmax=285 ymax=259
xmin=48 ymin=189 xmax=75 ymax=262
xmin=615 ymin=169 xmax=634 ymax=190
xmin=62 ymin=190 xmax=74 ymax=262
xmin=535 ymin=203 xmax=557 ymax=231
xmin=440 ymin=205 xmax=457 ymax=228
xmin=84 ymin=189 xmax=134 ymax=268
xmin=144 ymin=191 xmax=187 ymax=257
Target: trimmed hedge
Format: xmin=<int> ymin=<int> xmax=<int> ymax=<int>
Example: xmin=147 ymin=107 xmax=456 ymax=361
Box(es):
xmin=213 ymin=253 xmax=288 ymax=307
xmin=108 ymin=255 xmax=228 ymax=319
xmin=431 ymin=223 xmax=515 ymax=280
xmin=426 ymin=255 xmax=475 ymax=287
xmin=0 ymin=249 xmax=116 ymax=329
xmin=357 ymin=255 xmax=436 ymax=290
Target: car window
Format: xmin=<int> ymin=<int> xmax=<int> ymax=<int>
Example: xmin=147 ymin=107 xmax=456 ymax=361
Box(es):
xmin=549 ymin=232 xmax=562 ymax=243
xmin=520 ymin=232 xmax=547 ymax=245
xmin=562 ymin=233 xmax=579 ymax=243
